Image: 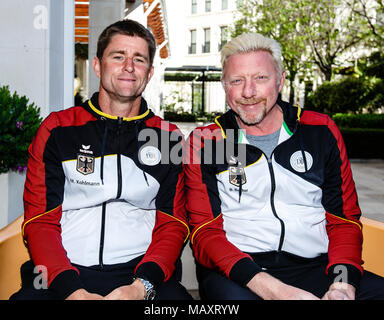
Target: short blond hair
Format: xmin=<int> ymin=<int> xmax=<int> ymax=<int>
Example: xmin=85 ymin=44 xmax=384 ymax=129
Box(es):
xmin=221 ymin=32 xmax=284 ymax=78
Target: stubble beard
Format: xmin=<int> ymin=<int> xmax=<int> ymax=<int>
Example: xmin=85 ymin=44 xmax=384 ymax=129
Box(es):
xmin=236 ymin=100 xmax=267 ymax=126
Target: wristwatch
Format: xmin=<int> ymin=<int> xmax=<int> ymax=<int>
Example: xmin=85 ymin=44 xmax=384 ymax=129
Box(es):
xmin=134 ymin=277 xmax=156 ymax=300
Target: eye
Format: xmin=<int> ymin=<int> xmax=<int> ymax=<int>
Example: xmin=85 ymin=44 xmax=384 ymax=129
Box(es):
xmin=230 ymin=79 xmax=243 ymax=86
xmin=255 ymin=75 xmax=268 ymax=81
xmin=133 ymin=56 xmax=146 ymax=64
xmin=113 ymin=55 xmax=124 ymax=61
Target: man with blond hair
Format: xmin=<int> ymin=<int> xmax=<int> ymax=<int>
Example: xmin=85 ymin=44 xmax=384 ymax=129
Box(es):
xmin=184 ymin=32 xmax=384 ymax=300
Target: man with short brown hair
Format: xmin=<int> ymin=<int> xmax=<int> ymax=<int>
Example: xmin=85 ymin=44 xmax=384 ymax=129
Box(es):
xmin=12 ymin=19 xmax=191 ymax=301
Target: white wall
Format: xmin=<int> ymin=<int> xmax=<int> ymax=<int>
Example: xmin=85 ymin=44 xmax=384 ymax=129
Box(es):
xmin=0 ymin=0 xmax=74 ymax=118
xmin=49 ymin=0 xmax=75 ymax=112
xmin=88 ymin=0 xmax=126 ymax=96
xmin=0 ymin=0 xmax=49 ymax=118
xmin=0 ymin=0 xmax=74 ymax=227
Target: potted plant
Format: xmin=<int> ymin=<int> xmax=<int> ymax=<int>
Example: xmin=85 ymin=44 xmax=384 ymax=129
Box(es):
xmin=0 ymin=85 xmax=42 ymax=174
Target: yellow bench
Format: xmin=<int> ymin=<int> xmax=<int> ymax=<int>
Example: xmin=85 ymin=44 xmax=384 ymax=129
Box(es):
xmin=361 ymin=217 xmax=384 ymax=277
xmin=0 ymin=216 xmax=29 ymax=300
xmin=0 ymin=216 xmax=383 ymax=299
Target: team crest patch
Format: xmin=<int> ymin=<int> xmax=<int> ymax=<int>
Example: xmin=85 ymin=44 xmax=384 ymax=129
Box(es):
xmin=76 ymin=154 xmax=95 ymax=175
xmin=290 ymin=151 xmax=313 ymax=173
xmin=229 ymin=165 xmax=246 ymax=187
xmin=139 ymin=146 xmax=161 ymax=166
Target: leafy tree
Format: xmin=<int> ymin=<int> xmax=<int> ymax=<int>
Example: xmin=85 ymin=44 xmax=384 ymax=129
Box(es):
xmin=232 ymin=0 xmax=368 ymax=84
xmin=346 ymin=0 xmax=384 ymax=47
xmin=358 ymin=51 xmax=384 ymax=79
xmin=300 ymin=0 xmax=369 ymax=81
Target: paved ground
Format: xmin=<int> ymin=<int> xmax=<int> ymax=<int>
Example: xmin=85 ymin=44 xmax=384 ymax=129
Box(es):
xmin=351 ymin=159 xmax=384 ymax=223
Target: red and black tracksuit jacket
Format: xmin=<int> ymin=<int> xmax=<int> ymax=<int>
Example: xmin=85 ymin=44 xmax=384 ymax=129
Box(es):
xmin=184 ymin=99 xmax=363 ymax=288
xmin=22 ymin=93 xmax=189 ymax=298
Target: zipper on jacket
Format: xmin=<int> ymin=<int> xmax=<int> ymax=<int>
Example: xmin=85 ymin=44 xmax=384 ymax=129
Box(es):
xmin=267 ymin=157 xmax=285 ymax=252
xmin=99 ymin=202 xmax=107 ymax=268
xmin=99 ymin=117 xmax=123 ymax=268
xmin=245 ymin=141 xmax=286 ymax=253
xmin=116 ymin=117 xmax=123 ymax=199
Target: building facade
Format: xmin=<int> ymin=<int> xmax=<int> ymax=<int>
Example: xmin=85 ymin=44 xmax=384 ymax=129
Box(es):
xmin=163 ymin=0 xmax=243 ymax=115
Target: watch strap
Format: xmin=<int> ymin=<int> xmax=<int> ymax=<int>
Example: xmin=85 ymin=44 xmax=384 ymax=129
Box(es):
xmin=134 ymin=277 xmax=156 ymax=300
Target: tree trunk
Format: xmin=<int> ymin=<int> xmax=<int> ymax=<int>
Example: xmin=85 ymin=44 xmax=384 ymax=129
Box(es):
xmin=287 ymin=70 xmax=297 ymax=105
xmin=289 ymin=81 xmax=295 ymax=105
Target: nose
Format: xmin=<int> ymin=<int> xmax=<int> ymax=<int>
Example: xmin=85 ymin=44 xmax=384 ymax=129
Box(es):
xmin=124 ymin=58 xmax=134 ymax=72
xmin=242 ymin=79 xmax=256 ymax=98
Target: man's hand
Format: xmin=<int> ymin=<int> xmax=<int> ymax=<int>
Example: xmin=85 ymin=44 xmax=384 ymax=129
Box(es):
xmin=322 ymin=282 xmax=356 ymax=300
xmin=104 ymin=279 xmax=146 ymax=300
xmin=247 ymin=272 xmax=320 ymax=300
xmin=65 ymin=288 xmax=104 ymax=300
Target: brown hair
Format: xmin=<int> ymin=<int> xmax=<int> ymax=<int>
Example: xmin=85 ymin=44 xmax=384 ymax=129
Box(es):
xmin=97 ymin=19 xmax=156 ymax=66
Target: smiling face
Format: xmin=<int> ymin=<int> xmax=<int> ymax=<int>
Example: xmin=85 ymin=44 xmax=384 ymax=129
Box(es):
xmin=222 ymin=50 xmax=285 ymax=128
xmin=93 ymin=34 xmax=154 ymax=104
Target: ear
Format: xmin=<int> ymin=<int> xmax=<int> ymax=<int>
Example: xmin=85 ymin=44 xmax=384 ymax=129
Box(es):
xmin=278 ymin=70 xmax=286 ymax=92
xmin=92 ymin=57 xmax=101 ymax=79
xmin=147 ymin=66 xmax=154 ymax=82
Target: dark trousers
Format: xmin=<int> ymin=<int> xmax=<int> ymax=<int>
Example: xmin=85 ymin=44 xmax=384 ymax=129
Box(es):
xmin=197 ymin=251 xmax=384 ymax=300
xmin=10 ymin=256 xmax=193 ymax=300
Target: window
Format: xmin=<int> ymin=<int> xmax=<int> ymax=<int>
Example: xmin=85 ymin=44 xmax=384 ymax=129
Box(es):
xmin=191 ymin=0 xmax=197 ymax=14
xmin=219 ymin=26 xmax=228 ymax=51
xmin=222 ymin=0 xmax=228 ymax=10
xmin=236 ymin=0 xmax=244 ymax=8
xmin=205 ymin=0 xmax=211 ymax=12
xmin=189 ymin=30 xmax=196 ymax=54
xmin=202 ymin=28 xmax=210 ymax=53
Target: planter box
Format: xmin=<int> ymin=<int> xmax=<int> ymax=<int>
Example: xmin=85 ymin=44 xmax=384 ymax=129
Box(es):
xmin=0 ymin=172 xmax=25 ymax=229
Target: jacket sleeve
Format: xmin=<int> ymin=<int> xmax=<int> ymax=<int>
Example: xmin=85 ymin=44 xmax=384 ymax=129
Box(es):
xmin=22 ymin=114 xmax=83 ymax=298
xmin=322 ymin=118 xmax=363 ymax=288
xmin=184 ymin=128 xmax=261 ymax=287
xmin=134 ymin=128 xmax=190 ymax=288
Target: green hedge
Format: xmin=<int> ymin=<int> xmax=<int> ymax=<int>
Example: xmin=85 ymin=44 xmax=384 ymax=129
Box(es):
xmin=306 ymin=76 xmax=384 ymax=114
xmin=332 ymin=114 xmax=384 ymax=158
xmin=332 ymin=113 xmax=384 ymax=129
xmin=164 ymin=111 xmax=223 ymax=123
xmin=164 ymin=111 xmax=197 ymax=122
xmin=340 ymin=128 xmax=384 ymax=159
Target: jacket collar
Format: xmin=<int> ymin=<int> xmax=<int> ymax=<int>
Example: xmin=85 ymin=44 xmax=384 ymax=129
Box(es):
xmin=84 ymin=92 xmax=154 ymax=122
